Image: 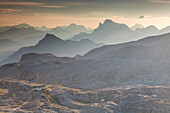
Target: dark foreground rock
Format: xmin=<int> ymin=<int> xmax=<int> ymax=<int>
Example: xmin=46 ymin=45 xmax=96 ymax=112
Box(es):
xmin=0 ymin=79 xmax=169 ymax=113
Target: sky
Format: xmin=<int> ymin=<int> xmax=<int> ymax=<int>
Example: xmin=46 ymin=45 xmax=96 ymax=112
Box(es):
xmin=1 ymin=0 xmax=170 ymax=29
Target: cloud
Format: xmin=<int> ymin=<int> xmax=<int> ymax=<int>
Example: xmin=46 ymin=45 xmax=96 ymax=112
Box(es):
xmin=149 ymin=0 xmax=170 ymax=3
xmin=0 ymin=8 xmax=21 ymax=14
xmin=0 ymin=2 xmax=65 ymax=8
xmin=138 ymin=15 xmax=151 ymax=19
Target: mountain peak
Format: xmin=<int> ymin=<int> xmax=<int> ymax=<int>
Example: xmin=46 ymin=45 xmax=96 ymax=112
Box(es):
xmin=103 ymin=19 xmax=116 ymax=24
xmin=146 ymin=25 xmax=159 ymax=30
xmin=131 ymin=23 xmax=144 ymax=31
xmin=69 ymin=23 xmax=77 ymax=26
xmin=45 ymin=33 xmax=56 ymax=38
xmin=68 ymin=23 xmax=86 ymax=29
xmin=44 ymin=33 xmax=63 ymax=41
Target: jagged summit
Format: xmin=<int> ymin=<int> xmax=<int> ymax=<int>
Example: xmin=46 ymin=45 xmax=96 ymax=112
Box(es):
xmin=0 ymin=33 xmax=103 ymax=65
xmin=44 ymin=33 xmax=63 ymax=41
xmin=37 ymin=33 xmax=64 ymax=45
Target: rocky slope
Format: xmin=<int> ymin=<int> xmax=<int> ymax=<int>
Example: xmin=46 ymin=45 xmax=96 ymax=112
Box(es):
xmin=0 ymin=78 xmax=169 ymax=113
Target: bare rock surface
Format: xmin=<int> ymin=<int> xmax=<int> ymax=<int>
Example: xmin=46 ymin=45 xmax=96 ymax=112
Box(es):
xmin=0 ymin=79 xmax=169 ymax=113
xmin=0 ymin=53 xmax=169 ymax=89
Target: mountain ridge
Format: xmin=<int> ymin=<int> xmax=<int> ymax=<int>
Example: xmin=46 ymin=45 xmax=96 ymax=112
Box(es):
xmin=0 ymin=32 xmax=170 ymax=89
xmin=0 ymin=33 xmax=104 ymax=65
xmin=71 ymin=19 xmax=170 ymax=44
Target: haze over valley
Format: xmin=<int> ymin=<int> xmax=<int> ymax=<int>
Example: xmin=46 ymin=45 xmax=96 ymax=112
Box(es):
xmin=0 ymin=0 xmax=170 ymax=112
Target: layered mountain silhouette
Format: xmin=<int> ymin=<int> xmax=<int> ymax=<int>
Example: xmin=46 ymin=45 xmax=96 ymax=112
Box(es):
xmin=0 ymin=34 xmax=103 ymax=65
xmin=48 ymin=23 xmax=92 ymax=39
xmin=0 ymin=23 xmax=31 ymax=32
xmin=0 ymin=23 xmax=94 ymax=63
xmin=0 ymin=33 xmax=170 ymax=89
xmin=71 ymin=19 xmax=170 ymax=44
xmin=71 ymin=19 xmax=134 ymax=44
xmin=0 ymin=23 xmax=92 ymax=45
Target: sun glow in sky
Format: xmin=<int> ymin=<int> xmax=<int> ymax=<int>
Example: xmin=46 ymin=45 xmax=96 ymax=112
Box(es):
xmin=1 ymin=0 xmax=170 ymax=29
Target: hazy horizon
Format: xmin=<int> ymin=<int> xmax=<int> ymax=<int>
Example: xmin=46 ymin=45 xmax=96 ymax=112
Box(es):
xmin=1 ymin=0 xmax=170 ymax=29
xmin=0 ymin=20 xmax=169 ymax=30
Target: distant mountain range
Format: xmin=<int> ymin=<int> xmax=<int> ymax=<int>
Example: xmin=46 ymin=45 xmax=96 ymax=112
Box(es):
xmin=0 ymin=32 xmax=170 ymax=88
xmin=0 ymin=23 xmax=32 ymax=32
xmin=71 ymin=19 xmax=170 ymax=44
xmin=0 ymin=23 xmax=93 ymax=41
xmin=0 ymin=23 xmax=93 ymax=61
xmin=2 ymin=20 xmax=170 ymax=64
xmin=48 ymin=23 xmax=92 ymax=39
xmin=0 ymin=34 xmax=104 ymax=65
xmin=71 ymin=19 xmax=133 ymax=44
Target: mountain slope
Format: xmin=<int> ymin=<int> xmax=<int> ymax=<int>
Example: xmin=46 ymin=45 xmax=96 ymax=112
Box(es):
xmin=0 ymin=34 xmax=103 ymax=65
xmin=0 ymin=39 xmax=22 ymax=52
xmin=0 ymin=51 xmax=15 ymax=62
xmin=1 ymin=33 xmax=170 ymax=89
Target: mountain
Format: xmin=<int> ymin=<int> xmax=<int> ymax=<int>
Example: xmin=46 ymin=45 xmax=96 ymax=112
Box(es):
xmin=0 ymin=23 xmax=32 ymax=32
xmin=71 ymin=19 xmax=134 ymax=44
xmin=0 ymin=23 xmax=92 ymax=48
xmin=0 ymin=33 xmax=170 ymax=89
xmin=0 ymin=27 xmax=46 ymax=45
xmin=0 ymin=24 xmax=92 ymax=60
xmin=70 ymin=19 xmax=166 ymax=44
xmin=48 ymin=23 xmax=92 ymax=39
xmin=134 ymin=25 xmax=160 ymax=38
xmin=130 ymin=23 xmax=144 ymax=31
xmin=0 ymin=34 xmax=104 ymax=65
xmin=35 ymin=26 xmax=52 ymax=31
